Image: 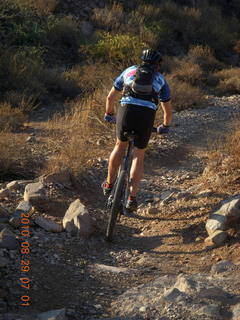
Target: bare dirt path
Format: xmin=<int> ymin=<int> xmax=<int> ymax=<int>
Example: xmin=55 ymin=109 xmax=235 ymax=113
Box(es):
xmin=5 ymin=96 xmax=240 ymax=320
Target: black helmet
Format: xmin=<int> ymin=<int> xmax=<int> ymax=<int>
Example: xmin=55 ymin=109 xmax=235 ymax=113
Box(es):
xmin=141 ymin=49 xmax=162 ymax=64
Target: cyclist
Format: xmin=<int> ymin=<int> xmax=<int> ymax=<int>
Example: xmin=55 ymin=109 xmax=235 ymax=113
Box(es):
xmin=102 ymin=49 xmax=172 ymax=212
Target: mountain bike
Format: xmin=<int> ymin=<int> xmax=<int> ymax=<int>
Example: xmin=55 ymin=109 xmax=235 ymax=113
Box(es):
xmin=105 ymin=127 xmax=158 ymax=242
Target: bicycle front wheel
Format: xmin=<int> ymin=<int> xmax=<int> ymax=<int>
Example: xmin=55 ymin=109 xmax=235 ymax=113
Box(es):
xmin=106 ymin=170 xmax=126 ymax=242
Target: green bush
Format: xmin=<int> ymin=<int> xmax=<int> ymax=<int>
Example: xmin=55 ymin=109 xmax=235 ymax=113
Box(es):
xmin=0 ymin=0 xmax=48 ymax=47
xmin=81 ymin=32 xmax=146 ymax=65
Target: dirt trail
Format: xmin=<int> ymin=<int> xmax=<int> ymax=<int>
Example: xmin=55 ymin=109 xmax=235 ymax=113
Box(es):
xmin=6 ymin=96 xmax=240 ymax=319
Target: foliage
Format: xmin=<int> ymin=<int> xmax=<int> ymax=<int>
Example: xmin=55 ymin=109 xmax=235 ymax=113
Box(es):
xmin=213 ymin=68 xmax=240 ymax=95
xmin=81 ymin=32 xmax=146 ymax=65
xmin=167 ymin=77 xmax=206 ymax=110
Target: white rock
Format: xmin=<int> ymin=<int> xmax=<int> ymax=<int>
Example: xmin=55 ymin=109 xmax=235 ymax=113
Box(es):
xmin=24 ymin=182 xmax=47 ymax=210
xmin=205 ymin=230 xmax=228 ymax=246
xmin=206 ymin=214 xmax=227 ymax=235
xmin=62 ymin=199 xmax=95 ymax=237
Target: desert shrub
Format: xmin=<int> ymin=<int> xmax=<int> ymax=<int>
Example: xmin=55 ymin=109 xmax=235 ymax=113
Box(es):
xmin=186 ymin=45 xmax=222 ymax=71
xmin=46 ymin=15 xmax=82 ymax=65
xmin=0 ymin=0 xmax=48 ymax=47
xmin=167 ymin=77 xmax=206 ymax=110
xmin=81 ymin=32 xmax=146 ymax=66
xmin=171 ymin=61 xmax=204 ymax=86
xmin=0 ymin=102 xmax=28 ymax=131
xmin=64 ymin=63 xmax=115 ymax=97
xmin=202 ymin=117 xmax=240 ymax=191
xmin=224 ymin=120 xmax=240 ymax=170
xmin=0 ymin=47 xmax=47 ymax=100
xmin=92 ymin=3 xmax=125 ymax=32
xmin=4 ymin=92 xmax=38 ymax=114
xmin=18 ymin=0 xmax=59 ymax=14
xmin=40 ymin=68 xmax=81 ymax=101
xmin=196 ymin=5 xmax=238 ymax=55
xmin=213 ymin=68 xmax=240 ymax=95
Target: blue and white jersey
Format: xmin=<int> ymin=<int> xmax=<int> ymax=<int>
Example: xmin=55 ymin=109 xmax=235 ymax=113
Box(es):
xmin=114 ymin=65 xmax=171 ymax=110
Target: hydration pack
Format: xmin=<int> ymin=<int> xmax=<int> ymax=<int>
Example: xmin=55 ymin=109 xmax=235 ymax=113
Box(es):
xmin=124 ymin=64 xmax=158 ymax=105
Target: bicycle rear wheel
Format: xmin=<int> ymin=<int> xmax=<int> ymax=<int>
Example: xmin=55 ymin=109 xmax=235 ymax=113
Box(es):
xmin=106 ymin=170 xmax=126 ymax=241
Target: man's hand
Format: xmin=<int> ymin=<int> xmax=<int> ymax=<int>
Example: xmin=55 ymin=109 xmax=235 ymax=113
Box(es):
xmin=104 ymin=113 xmax=116 ymax=124
xmin=157 ymin=124 xmax=170 ymax=134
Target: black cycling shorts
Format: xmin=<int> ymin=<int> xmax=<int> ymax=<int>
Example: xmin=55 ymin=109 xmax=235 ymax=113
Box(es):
xmin=116 ymin=104 xmax=156 ymax=149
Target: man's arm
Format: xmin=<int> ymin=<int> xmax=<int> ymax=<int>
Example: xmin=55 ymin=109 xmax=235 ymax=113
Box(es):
xmin=160 ymin=100 xmax=172 ymax=126
xmin=106 ymin=86 xmax=122 ymax=115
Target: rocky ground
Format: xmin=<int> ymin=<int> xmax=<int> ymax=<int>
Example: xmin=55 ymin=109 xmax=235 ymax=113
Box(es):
xmin=0 ymin=95 xmax=240 ymax=320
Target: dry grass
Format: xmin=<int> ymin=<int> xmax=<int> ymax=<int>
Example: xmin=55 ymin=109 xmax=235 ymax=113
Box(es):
xmin=0 ymin=131 xmax=43 ymax=179
xmin=202 ymin=118 xmax=240 ymax=192
xmin=92 ymin=3 xmax=125 ymax=31
xmin=0 ymin=102 xmax=28 ymax=131
xmin=63 ymin=63 xmax=115 ymax=96
xmin=45 ymin=88 xmax=115 ymax=174
xmin=214 ymin=68 xmax=240 ymax=95
xmin=167 ymin=77 xmax=206 ymax=111
xmin=187 ymin=45 xmax=222 ymax=71
xmin=171 ymin=61 xmax=203 ymax=86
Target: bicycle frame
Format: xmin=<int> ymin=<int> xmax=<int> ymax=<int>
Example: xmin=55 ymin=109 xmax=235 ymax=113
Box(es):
xmin=106 ymin=127 xmax=158 ymax=241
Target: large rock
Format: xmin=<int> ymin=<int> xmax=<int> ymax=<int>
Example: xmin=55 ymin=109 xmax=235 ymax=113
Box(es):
xmin=205 ymin=230 xmax=228 ymax=246
xmin=217 ymin=196 xmax=240 ymax=220
xmin=24 ymin=182 xmax=48 ymax=211
xmin=206 ymin=214 xmax=227 ymax=235
xmin=62 ymin=199 xmax=95 ymax=237
xmin=35 ymin=216 xmax=63 ymax=233
xmin=10 ymin=201 xmax=34 ymax=228
xmin=174 ymin=274 xmax=198 ymax=294
xmin=37 ymin=308 xmax=66 ymax=320
xmin=0 ymin=228 xmax=18 ymax=250
xmin=14 ymin=201 xmax=33 ymax=217
xmin=206 ymin=195 xmax=240 ymax=236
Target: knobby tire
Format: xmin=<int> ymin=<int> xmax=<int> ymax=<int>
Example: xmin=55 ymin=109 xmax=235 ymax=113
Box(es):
xmin=106 ymin=170 xmax=126 ymax=241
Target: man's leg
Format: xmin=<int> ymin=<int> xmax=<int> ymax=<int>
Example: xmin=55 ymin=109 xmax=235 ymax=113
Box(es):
xmin=129 ymin=147 xmax=146 ymax=197
xmin=107 ymin=138 xmax=128 ymax=185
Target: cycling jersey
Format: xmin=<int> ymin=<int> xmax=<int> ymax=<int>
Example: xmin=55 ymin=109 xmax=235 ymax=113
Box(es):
xmin=114 ymin=65 xmax=171 ymax=111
